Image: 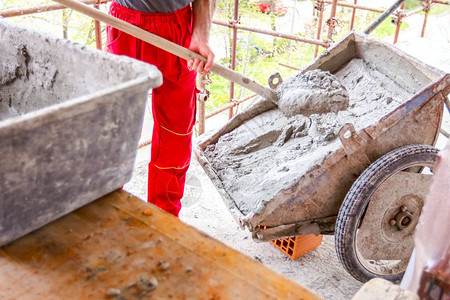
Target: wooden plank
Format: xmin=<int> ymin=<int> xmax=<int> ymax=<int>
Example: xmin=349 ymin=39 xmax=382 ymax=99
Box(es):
xmin=0 ymin=190 xmax=321 ymax=300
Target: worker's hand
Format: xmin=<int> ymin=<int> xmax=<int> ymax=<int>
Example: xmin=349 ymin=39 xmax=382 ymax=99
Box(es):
xmin=188 ymin=36 xmax=215 ymax=74
xmin=189 ymin=0 xmax=215 ymax=74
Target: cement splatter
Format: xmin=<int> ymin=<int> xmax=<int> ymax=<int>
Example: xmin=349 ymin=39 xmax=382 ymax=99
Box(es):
xmin=105 ymin=249 xmax=122 ymax=264
xmin=159 ymin=261 xmax=170 ymax=272
xmin=204 ymin=58 xmax=417 ymax=216
xmin=106 ymin=288 xmax=121 ymax=297
xmin=136 ymin=276 xmax=158 ymax=293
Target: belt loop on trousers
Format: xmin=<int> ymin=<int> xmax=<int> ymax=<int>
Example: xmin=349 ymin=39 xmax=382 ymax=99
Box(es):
xmin=175 ymin=4 xmax=190 ymax=26
xmin=136 ymin=11 xmax=142 ymax=27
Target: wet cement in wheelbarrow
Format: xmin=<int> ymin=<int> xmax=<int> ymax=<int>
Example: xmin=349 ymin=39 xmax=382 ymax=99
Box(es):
xmin=204 ymin=58 xmax=415 ymax=216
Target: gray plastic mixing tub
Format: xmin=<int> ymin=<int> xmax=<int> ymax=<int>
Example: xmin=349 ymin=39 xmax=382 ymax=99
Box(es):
xmin=0 ymin=19 xmax=162 ymax=246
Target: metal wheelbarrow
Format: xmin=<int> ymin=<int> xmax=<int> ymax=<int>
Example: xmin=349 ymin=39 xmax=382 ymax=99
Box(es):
xmin=195 ymin=31 xmax=450 ymax=283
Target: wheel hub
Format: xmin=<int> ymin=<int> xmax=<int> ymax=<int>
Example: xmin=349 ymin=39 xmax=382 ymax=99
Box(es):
xmin=390 ymin=206 xmax=414 ymax=230
xmin=357 ymin=171 xmax=431 ymax=260
xmin=382 ymin=195 xmax=423 ymax=243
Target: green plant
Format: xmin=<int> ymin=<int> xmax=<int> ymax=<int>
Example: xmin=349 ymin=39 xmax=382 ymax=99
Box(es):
xmin=403 ymin=0 xmax=450 ymax=16
xmin=421 ymin=3 xmax=450 ymax=15
xmin=404 ymin=0 xmax=421 ymax=10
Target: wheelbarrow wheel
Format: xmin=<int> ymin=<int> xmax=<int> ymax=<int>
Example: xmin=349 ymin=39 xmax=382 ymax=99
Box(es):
xmin=335 ymin=144 xmax=439 ymax=283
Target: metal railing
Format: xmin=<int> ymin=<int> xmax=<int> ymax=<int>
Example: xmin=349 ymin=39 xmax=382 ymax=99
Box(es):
xmin=1 ymin=0 xmax=448 ymax=141
xmin=1 ymin=0 xmax=109 ymax=50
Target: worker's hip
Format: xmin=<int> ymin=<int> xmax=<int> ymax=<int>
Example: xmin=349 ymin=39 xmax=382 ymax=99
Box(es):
xmin=106 ymin=0 xmax=196 ymax=90
xmin=108 ymin=1 xmax=192 ymax=31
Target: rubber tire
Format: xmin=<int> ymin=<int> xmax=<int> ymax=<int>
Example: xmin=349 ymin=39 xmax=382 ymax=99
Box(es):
xmin=335 ymin=144 xmax=439 ymax=283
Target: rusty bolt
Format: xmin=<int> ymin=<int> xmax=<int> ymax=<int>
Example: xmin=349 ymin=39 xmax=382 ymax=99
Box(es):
xmin=314 ymin=0 xmax=325 ymax=11
xmin=106 ymin=288 xmax=121 ymax=297
xmin=401 ymin=216 xmax=411 ymax=227
xmin=394 ymin=210 xmax=414 ymax=230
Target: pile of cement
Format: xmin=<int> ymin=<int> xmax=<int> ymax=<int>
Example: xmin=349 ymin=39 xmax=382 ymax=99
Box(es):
xmin=204 ymin=58 xmax=415 ymax=216
xmin=275 ymin=69 xmax=349 ymax=117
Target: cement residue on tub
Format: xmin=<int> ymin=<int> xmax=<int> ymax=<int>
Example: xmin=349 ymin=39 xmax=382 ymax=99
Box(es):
xmin=0 ymin=41 xmax=71 ymax=122
xmin=0 ymin=21 xmax=157 ymax=122
xmin=204 ymin=58 xmax=415 ymax=216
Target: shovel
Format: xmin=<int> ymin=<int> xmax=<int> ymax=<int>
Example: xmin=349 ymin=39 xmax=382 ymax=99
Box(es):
xmin=53 ymin=0 xmax=277 ymax=102
xmin=53 ymin=0 xmax=349 ymax=148
xmin=53 ymin=0 xmax=290 ymax=148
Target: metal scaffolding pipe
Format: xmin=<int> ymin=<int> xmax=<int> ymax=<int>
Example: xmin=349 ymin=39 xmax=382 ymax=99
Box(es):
xmin=95 ymin=20 xmax=102 ymax=49
xmin=8 ymin=0 xmax=449 ymax=143
xmin=138 ymin=139 xmax=152 ymax=150
xmin=393 ymin=3 xmax=406 ymax=44
xmin=314 ymin=0 xmax=325 ymax=57
xmin=94 ymin=0 xmax=102 ymax=50
xmin=278 ymin=62 xmax=300 ymax=70
xmin=198 ymin=99 xmax=206 ymax=135
xmin=213 ymin=20 xmax=328 ymax=47
xmin=405 ymin=5 xmax=426 ymax=17
xmin=229 ymin=0 xmax=239 ymax=120
xmin=202 ymin=93 xmax=258 ymax=121
xmin=197 ymin=74 xmax=208 ymax=136
xmin=241 ymin=23 xmax=328 ymax=47
xmin=323 ymin=0 xmax=384 ymax=13
xmin=138 ymin=94 xmax=258 ymax=144
xmin=421 ymin=12 xmax=430 ymax=37
xmin=364 ymin=0 xmax=407 ymax=35
xmin=421 ymin=0 xmax=432 ymax=37
xmin=0 ymin=0 xmax=109 ymax=18
xmin=327 ymin=0 xmax=338 ymax=40
xmin=350 ymin=0 xmax=358 ymax=30
xmin=445 ymin=97 xmax=450 ymax=114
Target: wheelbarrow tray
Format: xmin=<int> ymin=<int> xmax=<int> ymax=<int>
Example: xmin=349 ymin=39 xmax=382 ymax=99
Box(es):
xmin=195 ymin=31 xmax=449 ymax=241
xmin=0 ymin=19 xmax=162 ymax=246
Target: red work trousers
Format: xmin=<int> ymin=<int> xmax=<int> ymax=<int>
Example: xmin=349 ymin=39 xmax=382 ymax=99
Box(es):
xmin=106 ymin=2 xmax=197 ymax=217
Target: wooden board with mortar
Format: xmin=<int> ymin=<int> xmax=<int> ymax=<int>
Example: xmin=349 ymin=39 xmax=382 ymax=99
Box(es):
xmin=0 ymin=190 xmax=321 ymax=300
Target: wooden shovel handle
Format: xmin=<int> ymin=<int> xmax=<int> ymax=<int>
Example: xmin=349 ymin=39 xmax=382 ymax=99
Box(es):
xmin=53 ymin=0 xmax=276 ymax=101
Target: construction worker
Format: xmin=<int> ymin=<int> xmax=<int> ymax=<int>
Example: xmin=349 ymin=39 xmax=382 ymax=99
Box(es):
xmin=106 ymin=0 xmax=215 ymax=217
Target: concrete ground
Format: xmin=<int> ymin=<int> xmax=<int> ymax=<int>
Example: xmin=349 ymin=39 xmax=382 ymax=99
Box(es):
xmin=124 ymin=9 xmax=450 ymax=300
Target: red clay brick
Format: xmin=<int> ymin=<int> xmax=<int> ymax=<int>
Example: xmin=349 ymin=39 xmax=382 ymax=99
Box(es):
xmin=270 ymin=234 xmax=322 ymax=260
